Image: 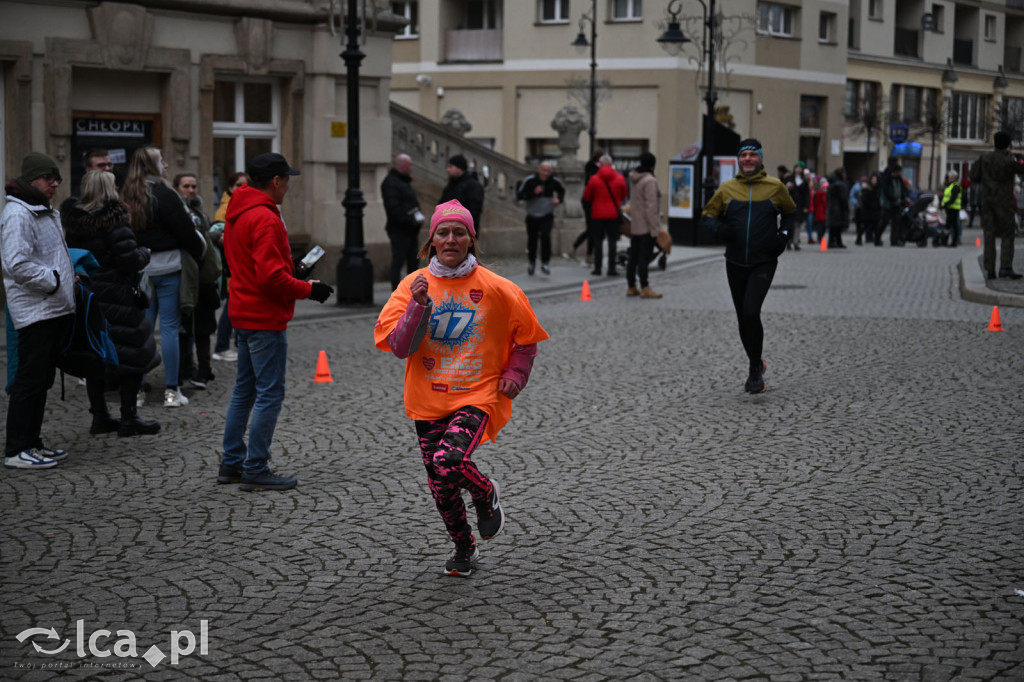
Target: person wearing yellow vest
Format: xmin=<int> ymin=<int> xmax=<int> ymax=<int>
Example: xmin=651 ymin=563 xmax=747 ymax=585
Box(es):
xmin=375 ymin=199 xmax=549 ymax=577
xmin=940 ymin=170 xmax=963 ymax=247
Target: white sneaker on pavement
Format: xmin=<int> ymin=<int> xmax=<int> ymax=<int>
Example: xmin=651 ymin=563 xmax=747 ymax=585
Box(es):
xmin=4 ymin=449 xmax=58 ymax=469
xmin=212 ymin=349 xmax=237 ymax=362
xmin=163 ymin=389 xmax=188 ymax=408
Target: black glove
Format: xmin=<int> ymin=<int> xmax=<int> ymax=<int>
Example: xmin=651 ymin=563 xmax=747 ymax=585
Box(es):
xmin=48 ymin=270 xmax=61 ymax=295
xmin=308 ymin=281 xmax=333 ymax=303
xmin=294 ymin=261 xmax=312 ymax=280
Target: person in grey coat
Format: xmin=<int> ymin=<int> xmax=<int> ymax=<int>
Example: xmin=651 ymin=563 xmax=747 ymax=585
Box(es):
xmin=1 ymin=152 xmax=76 ymax=469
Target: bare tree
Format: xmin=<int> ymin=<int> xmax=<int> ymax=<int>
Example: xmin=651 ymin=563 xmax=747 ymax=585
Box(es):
xmin=995 ymin=96 xmax=1024 ymax=146
xmin=565 ymin=74 xmax=613 ymax=134
xmin=917 ymin=91 xmax=948 ymax=191
xmin=844 ymin=83 xmax=885 ymax=165
xmin=657 ymin=9 xmax=756 ymax=102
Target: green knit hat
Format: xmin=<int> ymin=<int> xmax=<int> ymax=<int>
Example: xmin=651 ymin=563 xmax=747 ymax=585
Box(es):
xmin=20 ymin=152 xmax=61 ymax=183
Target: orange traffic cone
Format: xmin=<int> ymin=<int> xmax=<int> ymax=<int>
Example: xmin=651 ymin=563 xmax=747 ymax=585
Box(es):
xmin=580 ymin=280 xmax=592 ymax=301
xmin=820 ymin=236 xmax=828 ymax=252
xmin=986 ymin=306 xmax=1004 ymax=332
xmin=976 ymin=237 xmax=982 ymax=246
xmin=314 ymin=350 xmax=334 ymax=382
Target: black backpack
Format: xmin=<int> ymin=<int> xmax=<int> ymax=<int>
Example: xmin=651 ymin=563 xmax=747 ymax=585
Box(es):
xmin=58 ymin=281 xmax=119 ymax=379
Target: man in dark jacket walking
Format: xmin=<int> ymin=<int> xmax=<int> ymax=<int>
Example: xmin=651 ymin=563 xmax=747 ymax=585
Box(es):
xmin=439 ymin=154 xmax=484 ymax=236
xmin=969 ymin=131 xmax=1024 ymax=279
xmin=381 ymin=153 xmax=424 ymax=289
xmin=516 ymin=161 xmax=565 ymax=275
xmin=878 ymin=161 xmax=910 ymax=245
xmin=825 ymin=168 xmax=849 ymax=248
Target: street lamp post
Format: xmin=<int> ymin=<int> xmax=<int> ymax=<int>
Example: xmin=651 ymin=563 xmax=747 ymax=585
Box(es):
xmin=335 ymin=0 xmax=374 ymax=305
xmin=572 ymin=0 xmax=598 ymax=160
xmin=658 ymin=0 xmax=718 ymax=207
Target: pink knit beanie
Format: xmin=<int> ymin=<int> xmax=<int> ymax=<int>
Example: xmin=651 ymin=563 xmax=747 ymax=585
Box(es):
xmin=429 ymin=199 xmax=476 ymax=238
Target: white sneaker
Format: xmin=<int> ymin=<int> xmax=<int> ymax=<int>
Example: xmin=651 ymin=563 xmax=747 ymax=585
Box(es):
xmin=176 ymin=388 xmax=189 ymax=405
xmin=163 ymin=389 xmax=183 ymax=408
xmin=4 ymin=449 xmax=57 ymax=469
xmin=137 ymin=389 xmax=146 ymax=408
xmin=212 ymin=349 xmax=237 ymax=362
xmin=37 ymin=446 xmax=69 ymax=461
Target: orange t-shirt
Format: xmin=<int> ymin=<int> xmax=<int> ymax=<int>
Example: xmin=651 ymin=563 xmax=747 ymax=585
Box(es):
xmin=374 ymin=265 xmax=549 ymax=443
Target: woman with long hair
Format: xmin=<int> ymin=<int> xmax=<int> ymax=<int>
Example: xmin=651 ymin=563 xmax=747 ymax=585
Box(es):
xmin=121 ymin=147 xmax=206 ymax=408
xmin=62 ymin=170 xmax=162 ymax=436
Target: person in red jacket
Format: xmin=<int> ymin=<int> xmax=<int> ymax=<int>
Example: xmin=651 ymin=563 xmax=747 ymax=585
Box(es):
xmin=811 ymin=176 xmax=828 ymax=243
xmin=582 ymin=154 xmax=627 ymax=277
xmin=218 ymin=153 xmax=333 ymax=492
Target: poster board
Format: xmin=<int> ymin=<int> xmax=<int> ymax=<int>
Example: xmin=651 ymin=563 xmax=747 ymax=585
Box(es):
xmin=668 ymin=164 xmax=694 ymax=218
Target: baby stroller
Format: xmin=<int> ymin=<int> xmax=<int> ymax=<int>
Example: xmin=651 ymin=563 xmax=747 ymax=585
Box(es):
xmin=923 ymin=204 xmax=949 ymax=246
xmin=614 ymin=207 xmax=670 ymax=271
xmin=616 ymin=240 xmax=669 ymax=273
xmin=897 ymin=192 xmax=935 ymax=247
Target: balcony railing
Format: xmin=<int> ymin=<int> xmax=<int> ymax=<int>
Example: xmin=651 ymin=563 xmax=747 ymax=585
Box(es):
xmin=444 ymin=29 xmax=502 ymax=62
xmin=1008 ymin=0 xmax=1024 ymax=9
xmin=894 ymin=28 xmax=919 ymax=58
xmin=1007 ymin=45 xmax=1022 ymax=74
xmin=953 ymin=39 xmax=973 ymax=66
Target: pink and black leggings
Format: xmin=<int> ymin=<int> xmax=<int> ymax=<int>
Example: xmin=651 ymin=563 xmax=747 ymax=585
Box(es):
xmin=414 ymin=405 xmax=495 ymax=546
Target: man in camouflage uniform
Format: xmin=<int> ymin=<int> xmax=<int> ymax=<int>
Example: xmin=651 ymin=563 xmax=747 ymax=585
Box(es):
xmin=968 ymin=131 xmax=1024 ymax=279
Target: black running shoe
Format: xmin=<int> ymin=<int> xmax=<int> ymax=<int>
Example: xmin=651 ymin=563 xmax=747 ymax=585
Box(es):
xmin=444 ymin=539 xmax=481 ymax=577
xmin=217 ymin=463 xmax=243 ymax=484
xmin=744 ymin=361 xmax=766 ymax=394
xmin=239 ymin=470 xmax=297 ymax=491
xmin=475 ymin=479 xmax=505 ymax=540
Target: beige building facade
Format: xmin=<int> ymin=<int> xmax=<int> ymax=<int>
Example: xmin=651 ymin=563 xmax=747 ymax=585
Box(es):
xmin=845 ymin=0 xmax=1024 ymax=190
xmin=390 ymin=0 xmax=849 ymax=186
xmin=0 ymin=0 xmax=403 ymax=283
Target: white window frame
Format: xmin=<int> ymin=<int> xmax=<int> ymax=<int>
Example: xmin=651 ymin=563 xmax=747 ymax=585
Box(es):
xmin=212 ymin=78 xmax=281 ymax=173
xmin=757 ymin=3 xmax=796 ymax=37
xmin=984 ymin=14 xmax=996 ymax=41
xmin=611 ymin=0 xmax=643 ymax=22
xmin=844 ymin=80 xmax=860 ymax=119
xmin=819 ymin=12 xmax=836 ymax=43
xmin=947 ymin=91 xmax=990 ymax=142
xmin=931 ymin=3 xmax=944 ymax=33
xmin=393 ymin=2 xmax=419 ymax=39
xmin=868 ymin=0 xmax=883 ymax=20
xmin=539 ymin=0 xmax=569 ymax=23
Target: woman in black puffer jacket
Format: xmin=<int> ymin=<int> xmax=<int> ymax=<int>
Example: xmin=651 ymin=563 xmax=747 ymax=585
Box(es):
xmin=63 ymin=170 xmax=162 ymax=437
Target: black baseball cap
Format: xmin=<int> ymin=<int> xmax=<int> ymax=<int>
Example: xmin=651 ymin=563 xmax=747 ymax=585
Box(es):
xmin=246 ymin=153 xmax=300 ymax=181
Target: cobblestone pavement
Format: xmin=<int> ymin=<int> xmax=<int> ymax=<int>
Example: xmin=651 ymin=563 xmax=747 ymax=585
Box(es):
xmin=2 ymin=233 xmax=1022 ymax=681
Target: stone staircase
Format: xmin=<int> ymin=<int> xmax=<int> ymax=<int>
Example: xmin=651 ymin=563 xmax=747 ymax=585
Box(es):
xmin=390 ymin=101 xmax=588 ymax=259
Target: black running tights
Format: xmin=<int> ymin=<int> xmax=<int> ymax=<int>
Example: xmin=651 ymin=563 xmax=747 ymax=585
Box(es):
xmin=725 ymin=260 xmax=777 ymax=367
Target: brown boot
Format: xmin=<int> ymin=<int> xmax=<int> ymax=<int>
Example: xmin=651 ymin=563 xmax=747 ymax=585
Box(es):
xmin=639 ymin=286 xmax=662 ymax=299
xmin=626 ymin=286 xmax=640 ymax=297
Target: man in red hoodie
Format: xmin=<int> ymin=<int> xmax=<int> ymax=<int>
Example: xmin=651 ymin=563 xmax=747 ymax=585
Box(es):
xmin=218 ymin=153 xmax=333 ymax=491
xmin=582 ymin=154 xmax=627 ymax=277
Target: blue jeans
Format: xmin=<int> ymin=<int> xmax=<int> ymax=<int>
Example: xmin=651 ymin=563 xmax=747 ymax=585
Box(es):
xmin=146 ymin=271 xmax=181 ymax=388
xmin=221 ymin=329 xmax=287 ymax=475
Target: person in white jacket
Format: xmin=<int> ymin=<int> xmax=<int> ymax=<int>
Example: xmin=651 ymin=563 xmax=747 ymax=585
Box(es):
xmin=1 ymin=152 xmax=76 ymax=469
